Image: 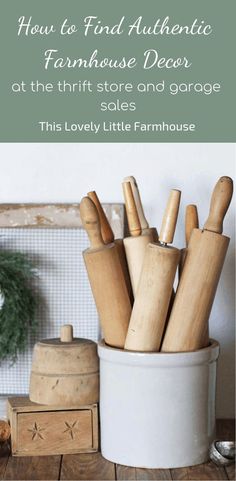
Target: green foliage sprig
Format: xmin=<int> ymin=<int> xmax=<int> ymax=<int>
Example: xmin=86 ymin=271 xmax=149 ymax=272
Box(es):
xmin=0 ymin=251 xmax=37 ymax=362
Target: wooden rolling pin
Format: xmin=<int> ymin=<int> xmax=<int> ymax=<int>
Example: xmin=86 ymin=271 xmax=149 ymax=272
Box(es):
xmin=80 ymin=196 xmax=131 ymax=348
xmin=124 ymin=176 xmax=158 ymax=241
xmin=125 ymin=189 xmax=181 ymax=352
xmin=179 ymin=204 xmax=199 ymax=277
xmin=162 ymin=176 xmax=233 ymax=352
xmin=177 ymin=204 xmax=210 ymax=346
xmin=123 ymin=182 xmax=156 ymax=296
xmin=87 ymin=191 xmax=133 ymax=301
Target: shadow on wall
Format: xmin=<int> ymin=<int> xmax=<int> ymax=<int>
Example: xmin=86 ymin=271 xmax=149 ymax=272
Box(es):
xmin=214 ymin=244 xmax=235 ymax=418
xmin=216 ymin=339 xmax=235 ymax=418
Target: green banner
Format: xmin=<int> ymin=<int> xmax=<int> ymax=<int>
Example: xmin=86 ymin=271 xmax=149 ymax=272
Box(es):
xmin=0 ymin=0 xmax=235 ymax=141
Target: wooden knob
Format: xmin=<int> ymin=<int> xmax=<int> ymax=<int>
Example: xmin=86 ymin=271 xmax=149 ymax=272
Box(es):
xmin=0 ymin=420 xmax=10 ymax=442
xmin=80 ymin=197 xmax=105 ymax=249
xmin=185 ymin=205 xmax=199 ymax=246
xmin=60 ymin=324 xmax=73 ymax=342
xmin=204 ymin=176 xmax=233 ymax=234
xmin=159 ymin=190 xmax=181 ymax=244
xmin=123 ymin=176 xmax=149 ymax=231
xmin=87 ymin=191 xmax=114 ymax=244
xmin=122 ymin=181 xmax=142 ymax=237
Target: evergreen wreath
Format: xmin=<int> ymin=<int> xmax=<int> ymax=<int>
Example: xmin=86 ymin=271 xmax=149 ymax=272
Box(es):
xmin=0 ymin=251 xmax=37 ymax=362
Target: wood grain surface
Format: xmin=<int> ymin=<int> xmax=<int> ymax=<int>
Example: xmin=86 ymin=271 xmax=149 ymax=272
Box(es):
xmin=116 ymin=465 xmax=136 ymax=480
xmin=136 ymin=468 xmax=172 ymax=480
xmin=0 ymin=420 xmax=234 ymax=480
xmin=4 ymin=455 xmax=61 ymax=480
xmin=0 ymin=445 xmax=10 ymax=480
xmin=225 ymin=464 xmax=235 ymax=481
xmin=61 ymin=453 xmax=115 ymax=480
xmin=171 ymin=462 xmax=228 ymax=480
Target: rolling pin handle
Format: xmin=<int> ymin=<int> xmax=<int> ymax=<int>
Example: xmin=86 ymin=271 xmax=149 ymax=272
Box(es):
xmin=87 ymin=191 xmax=114 ymax=245
xmin=124 ymin=175 xmax=149 ymax=231
xmin=80 ymin=196 xmax=105 ymax=249
xmin=122 ymin=181 xmax=142 ymax=237
xmin=159 ymin=189 xmax=181 ymax=245
xmin=185 ymin=204 xmax=199 ymax=246
xmin=204 ymin=176 xmax=233 ymax=234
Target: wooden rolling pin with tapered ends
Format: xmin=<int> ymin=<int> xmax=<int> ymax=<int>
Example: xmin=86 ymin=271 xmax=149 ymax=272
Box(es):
xmin=178 ymin=204 xmax=209 ymax=347
xmin=123 ymin=181 xmax=156 ymax=296
xmin=80 ymin=197 xmax=131 ymax=348
xmin=87 ymin=190 xmax=133 ymax=302
xmin=124 ymin=176 xmax=158 ymax=241
xmin=162 ymin=176 xmax=233 ymax=353
xmin=179 ymin=204 xmax=199 ymax=277
xmin=124 ymin=189 xmax=181 ymax=352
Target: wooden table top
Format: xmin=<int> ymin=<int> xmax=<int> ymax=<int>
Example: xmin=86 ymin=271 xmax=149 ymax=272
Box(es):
xmin=0 ymin=419 xmax=234 ymax=480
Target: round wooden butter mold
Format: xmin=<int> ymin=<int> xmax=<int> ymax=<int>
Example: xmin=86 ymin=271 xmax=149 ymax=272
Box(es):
xmin=29 ymin=325 xmax=99 ymax=406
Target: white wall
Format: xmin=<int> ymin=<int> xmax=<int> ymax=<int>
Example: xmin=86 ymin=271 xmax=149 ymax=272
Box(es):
xmin=0 ymin=143 xmax=235 ymax=418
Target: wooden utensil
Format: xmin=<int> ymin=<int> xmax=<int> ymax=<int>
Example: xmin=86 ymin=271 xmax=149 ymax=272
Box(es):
xmin=123 ymin=176 xmax=158 ymax=241
xmin=123 ymin=181 xmax=157 ymax=296
xmin=87 ymin=190 xmax=133 ymax=301
xmin=87 ymin=191 xmax=114 ymax=244
xmin=179 ymin=204 xmax=199 ymax=277
xmin=161 ymin=176 xmax=233 ymax=352
xmin=178 ymin=204 xmax=209 ymax=347
xmin=125 ymin=189 xmax=181 ymax=352
xmin=80 ymin=196 xmax=131 ymax=348
xmin=29 ymin=324 xmax=99 ymax=406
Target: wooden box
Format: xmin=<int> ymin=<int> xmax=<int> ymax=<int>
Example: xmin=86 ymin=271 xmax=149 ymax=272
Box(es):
xmin=8 ymin=397 xmax=98 ymax=457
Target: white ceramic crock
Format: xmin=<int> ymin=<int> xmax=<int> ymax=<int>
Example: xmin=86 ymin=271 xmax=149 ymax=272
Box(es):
xmin=98 ymin=339 xmax=220 ymax=469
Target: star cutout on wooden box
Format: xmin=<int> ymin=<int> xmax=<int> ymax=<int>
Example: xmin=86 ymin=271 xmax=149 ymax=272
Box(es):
xmin=28 ymin=422 xmax=45 ymax=441
xmin=63 ymin=420 xmax=78 ymax=440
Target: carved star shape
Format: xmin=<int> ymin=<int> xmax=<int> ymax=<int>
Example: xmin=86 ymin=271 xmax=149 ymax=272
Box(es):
xmin=63 ymin=420 xmax=78 ymax=440
xmin=28 ymin=422 xmax=45 ymax=441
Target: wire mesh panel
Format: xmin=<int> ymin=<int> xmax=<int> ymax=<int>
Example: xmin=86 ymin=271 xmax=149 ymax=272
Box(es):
xmin=0 ymin=204 xmax=124 ymax=395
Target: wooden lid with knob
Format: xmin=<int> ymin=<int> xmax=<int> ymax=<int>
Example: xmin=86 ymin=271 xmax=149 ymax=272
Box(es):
xmin=29 ymin=324 xmax=99 ymax=407
xmin=38 ymin=324 xmax=94 ymax=348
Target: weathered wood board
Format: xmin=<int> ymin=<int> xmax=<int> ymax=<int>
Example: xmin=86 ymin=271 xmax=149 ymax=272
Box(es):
xmin=0 ymin=204 xmax=124 ymax=239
